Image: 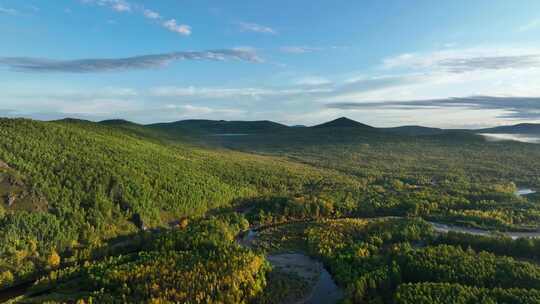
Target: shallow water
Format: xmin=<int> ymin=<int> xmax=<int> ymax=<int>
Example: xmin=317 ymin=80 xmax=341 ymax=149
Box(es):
xmin=429 ymin=221 xmax=540 ymax=240
xmin=480 ymin=133 xmax=540 ymax=144
xmin=305 ymin=266 xmax=344 ymax=304
xmin=267 ymin=253 xmax=343 ymax=304
xmin=240 ymin=230 xmax=343 ymax=304
xmin=516 ymin=188 xmax=536 ymax=196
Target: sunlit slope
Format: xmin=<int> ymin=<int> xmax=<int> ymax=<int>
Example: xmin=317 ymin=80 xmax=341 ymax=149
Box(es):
xmin=0 ymin=118 xmax=358 ymax=232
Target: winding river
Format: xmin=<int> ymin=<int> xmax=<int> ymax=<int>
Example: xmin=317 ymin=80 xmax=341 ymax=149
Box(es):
xmin=238 ymin=192 xmax=540 ymax=302
xmin=238 ymin=229 xmax=344 ymax=304
xmin=4 ymin=193 xmax=540 ymax=304
xmin=429 ymin=221 xmax=540 ymax=240
xmin=428 ymin=187 xmax=540 ymax=239
xmin=516 ymin=188 xmax=536 ymax=196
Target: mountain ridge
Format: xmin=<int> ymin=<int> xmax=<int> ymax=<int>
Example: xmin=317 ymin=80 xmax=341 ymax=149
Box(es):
xmin=93 ymin=117 xmax=540 ymax=136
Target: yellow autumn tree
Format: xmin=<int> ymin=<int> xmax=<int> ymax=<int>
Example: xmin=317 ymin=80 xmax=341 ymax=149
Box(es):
xmin=179 ymin=217 xmax=189 ymax=229
xmin=47 ymin=249 xmax=61 ymax=269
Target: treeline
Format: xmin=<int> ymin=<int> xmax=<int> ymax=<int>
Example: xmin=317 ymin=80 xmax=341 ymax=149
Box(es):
xmin=396 ymin=245 xmax=540 ymax=290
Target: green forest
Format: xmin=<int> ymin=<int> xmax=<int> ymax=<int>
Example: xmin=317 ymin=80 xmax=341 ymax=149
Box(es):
xmin=1 ymin=117 xmax=540 ymax=303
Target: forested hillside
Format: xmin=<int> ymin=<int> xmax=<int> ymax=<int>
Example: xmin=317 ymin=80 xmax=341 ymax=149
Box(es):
xmin=1 ymin=117 xmax=540 ymax=303
xmin=0 ymin=118 xmax=359 ymax=293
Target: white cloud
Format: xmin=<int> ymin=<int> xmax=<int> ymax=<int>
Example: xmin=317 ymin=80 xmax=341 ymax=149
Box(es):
xmin=111 ymin=2 xmax=130 ymax=12
xmin=238 ymin=22 xmax=277 ymax=34
xmin=518 ymin=18 xmax=540 ymax=32
xmin=164 ymin=104 xmax=245 ymax=116
xmin=143 ymin=9 xmax=160 ymax=20
xmin=294 ymin=77 xmax=332 ymax=86
xmin=0 ymin=6 xmax=18 ymax=15
xmin=162 ymin=19 xmax=191 ymax=35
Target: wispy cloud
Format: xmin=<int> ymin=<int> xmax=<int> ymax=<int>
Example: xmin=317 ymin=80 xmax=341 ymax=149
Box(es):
xmin=0 ymin=86 xmax=246 ymax=123
xmin=383 ymin=48 xmax=540 ymax=73
xmin=294 ymin=77 xmax=332 ymax=86
xmin=149 ymin=75 xmax=419 ymax=102
xmin=0 ymin=6 xmax=18 ymax=15
xmin=0 ymin=49 xmax=262 ymax=73
xmin=518 ymin=18 xmax=540 ymax=32
xmin=5 ymin=45 xmax=540 ymax=127
xmin=238 ymin=22 xmax=277 ymax=34
xmin=279 ymin=46 xmax=321 ymax=54
xmin=162 ymin=19 xmax=191 ymax=36
xmin=163 ymin=104 xmax=245 ymax=117
xmin=26 ymin=5 xmax=40 ymax=12
xmin=278 ymin=45 xmax=349 ymax=55
xmin=438 ymin=55 xmax=540 ymax=73
xmin=82 ymin=0 xmax=131 ymax=12
xmin=326 ymin=96 xmax=540 ymax=120
xmin=143 ymin=9 xmax=160 ymax=19
xmin=336 ymin=75 xmax=424 ymax=96
xmin=81 ymin=0 xmax=191 ymax=36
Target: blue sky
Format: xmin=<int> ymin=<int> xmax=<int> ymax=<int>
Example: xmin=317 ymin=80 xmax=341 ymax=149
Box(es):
xmin=1 ymin=0 xmax=540 ymax=127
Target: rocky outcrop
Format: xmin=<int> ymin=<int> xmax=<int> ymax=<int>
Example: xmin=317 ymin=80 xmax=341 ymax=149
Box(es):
xmin=0 ymin=160 xmax=9 ymax=169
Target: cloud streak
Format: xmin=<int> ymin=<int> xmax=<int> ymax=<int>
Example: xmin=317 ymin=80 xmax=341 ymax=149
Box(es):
xmin=279 ymin=46 xmax=321 ymax=54
xmin=438 ymin=55 xmax=540 ymax=73
xmin=0 ymin=49 xmax=262 ymax=73
xmin=326 ymin=96 xmax=540 ymax=120
xmin=82 ymin=0 xmax=131 ymax=12
xmin=238 ymin=22 xmax=277 ymax=34
xmin=383 ymin=48 xmax=540 ymax=73
xmin=82 ymin=0 xmax=191 ymax=36
xmin=150 ymin=75 xmax=416 ymax=101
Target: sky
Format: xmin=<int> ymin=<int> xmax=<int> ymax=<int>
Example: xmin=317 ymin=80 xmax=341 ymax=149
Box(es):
xmin=1 ymin=0 xmax=540 ymax=128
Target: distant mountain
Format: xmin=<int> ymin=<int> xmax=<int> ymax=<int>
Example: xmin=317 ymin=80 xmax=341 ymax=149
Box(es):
xmin=49 ymin=117 xmax=540 ymax=142
xmin=99 ymin=119 xmax=141 ymax=126
xmin=52 ymin=118 xmax=93 ymax=124
xmin=312 ymin=117 xmax=375 ymax=130
xmin=383 ymin=125 xmax=445 ymax=136
xmin=148 ymin=119 xmax=288 ymax=135
xmin=477 ymin=123 xmax=540 ymax=135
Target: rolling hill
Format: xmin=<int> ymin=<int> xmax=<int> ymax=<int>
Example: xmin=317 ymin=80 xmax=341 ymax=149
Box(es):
xmin=477 ymin=123 xmax=540 ymax=134
xmin=383 ymin=125 xmax=445 ymax=136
